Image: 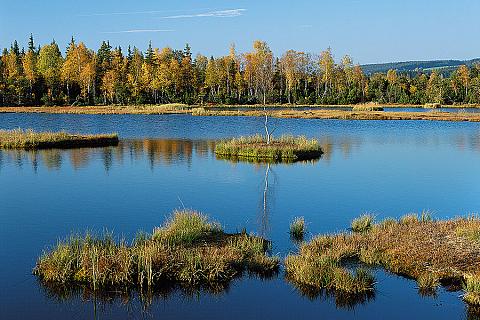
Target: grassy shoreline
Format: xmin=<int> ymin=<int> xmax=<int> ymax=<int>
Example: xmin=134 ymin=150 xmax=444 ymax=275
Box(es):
xmin=1 ymin=105 xmax=479 ymax=122
xmin=215 ymin=135 xmax=323 ymax=162
xmin=285 ymin=213 xmax=480 ymax=306
xmin=0 ymin=129 xmax=119 ymax=149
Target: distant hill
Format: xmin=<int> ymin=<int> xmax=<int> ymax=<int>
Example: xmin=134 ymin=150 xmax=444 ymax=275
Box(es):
xmin=361 ymin=58 xmax=480 ymax=76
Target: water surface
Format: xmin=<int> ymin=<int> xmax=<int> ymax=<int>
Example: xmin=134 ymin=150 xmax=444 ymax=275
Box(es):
xmin=0 ymin=114 xmax=479 ymax=319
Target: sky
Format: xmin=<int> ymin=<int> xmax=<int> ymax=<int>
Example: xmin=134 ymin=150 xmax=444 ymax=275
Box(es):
xmin=1 ymin=0 xmax=479 ymax=64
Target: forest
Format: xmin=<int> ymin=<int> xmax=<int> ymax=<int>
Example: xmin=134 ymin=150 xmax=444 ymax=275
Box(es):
xmin=1 ymin=35 xmax=480 ymax=106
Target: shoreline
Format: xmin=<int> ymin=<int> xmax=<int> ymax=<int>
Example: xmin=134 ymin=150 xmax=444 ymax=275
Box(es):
xmin=1 ymin=106 xmax=479 ymax=122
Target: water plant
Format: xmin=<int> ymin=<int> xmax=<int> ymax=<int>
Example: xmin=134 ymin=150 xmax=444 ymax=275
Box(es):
xmin=285 ymin=213 xmax=480 ymax=306
xmin=290 ymin=217 xmax=306 ymax=241
xmin=0 ymin=129 xmax=118 ymax=149
xmin=34 ymin=210 xmax=279 ymax=292
xmin=351 ymin=214 xmax=374 ymax=233
xmin=215 ymin=134 xmax=322 ymax=161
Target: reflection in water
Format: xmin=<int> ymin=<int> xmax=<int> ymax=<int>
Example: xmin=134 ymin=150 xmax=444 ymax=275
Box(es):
xmin=39 ymin=279 xmax=233 ymax=319
xmin=1 ymin=131 xmax=477 ymax=172
xmin=0 ymin=139 xmax=217 ymax=172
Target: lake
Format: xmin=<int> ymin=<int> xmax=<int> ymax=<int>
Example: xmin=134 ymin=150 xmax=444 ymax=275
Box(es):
xmin=0 ymin=113 xmax=479 ymax=319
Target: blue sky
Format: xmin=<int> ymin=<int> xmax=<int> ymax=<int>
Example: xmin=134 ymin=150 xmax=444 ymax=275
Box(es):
xmin=1 ymin=0 xmax=479 ymax=64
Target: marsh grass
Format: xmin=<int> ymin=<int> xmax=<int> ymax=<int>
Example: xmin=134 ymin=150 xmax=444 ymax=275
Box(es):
xmin=464 ymin=275 xmax=480 ymax=305
xmin=351 ymin=214 xmax=374 ymax=233
xmin=0 ymin=129 xmax=118 ymax=149
xmin=290 ymin=217 xmax=306 ymax=241
xmin=34 ymin=210 xmax=279 ymax=292
xmin=285 ymin=213 xmax=480 ymax=306
xmin=352 ymin=103 xmax=384 ymax=111
xmin=424 ymin=103 xmax=441 ymax=109
xmin=215 ymin=135 xmax=322 ymax=161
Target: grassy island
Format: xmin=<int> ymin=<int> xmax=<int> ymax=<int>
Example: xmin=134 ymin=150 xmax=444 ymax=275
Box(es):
xmin=285 ymin=213 xmax=480 ymax=306
xmin=215 ymin=135 xmax=322 ymax=162
xmin=33 ymin=210 xmax=279 ymax=292
xmin=0 ymin=129 xmax=119 ymax=149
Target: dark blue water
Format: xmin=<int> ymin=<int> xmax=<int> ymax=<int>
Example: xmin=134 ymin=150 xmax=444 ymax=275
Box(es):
xmin=1 ymin=114 xmax=479 ymax=319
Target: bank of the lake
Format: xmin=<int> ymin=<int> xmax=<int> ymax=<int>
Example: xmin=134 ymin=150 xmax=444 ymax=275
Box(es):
xmin=1 ymin=105 xmax=479 ymax=122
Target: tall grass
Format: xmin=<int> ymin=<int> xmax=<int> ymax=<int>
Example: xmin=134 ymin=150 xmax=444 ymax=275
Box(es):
xmin=290 ymin=217 xmax=306 ymax=241
xmin=285 ymin=213 xmax=480 ymax=306
xmin=0 ymin=129 xmax=118 ymax=149
xmin=34 ymin=210 xmax=279 ymax=291
xmin=351 ymin=214 xmax=374 ymax=233
xmin=215 ymin=135 xmax=322 ymax=161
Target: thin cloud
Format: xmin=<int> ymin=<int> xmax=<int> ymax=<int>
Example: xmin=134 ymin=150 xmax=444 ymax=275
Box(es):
xmin=100 ymin=29 xmax=175 ymax=34
xmin=79 ymin=8 xmax=212 ymax=17
xmin=161 ymin=9 xmax=246 ymax=19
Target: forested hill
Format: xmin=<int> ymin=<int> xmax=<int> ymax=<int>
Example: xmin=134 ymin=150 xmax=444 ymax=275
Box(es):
xmin=361 ymin=58 xmax=480 ymax=75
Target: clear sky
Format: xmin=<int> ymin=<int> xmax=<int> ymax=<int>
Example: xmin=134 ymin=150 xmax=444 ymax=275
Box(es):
xmin=1 ymin=0 xmax=479 ymax=64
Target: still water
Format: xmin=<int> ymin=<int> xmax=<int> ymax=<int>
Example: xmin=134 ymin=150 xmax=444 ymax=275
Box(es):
xmin=0 ymin=114 xmax=479 ymax=319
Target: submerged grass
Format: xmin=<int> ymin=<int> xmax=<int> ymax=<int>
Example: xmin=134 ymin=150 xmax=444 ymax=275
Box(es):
xmin=215 ymin=135 xmax=322 ymax=161
xmin=0 ymin=129 xmax=118 ymax=149
xmin=34 ymin=210 xmax=279 ymax=291
xmin=285 ymin=213 xmax=480 ymax=306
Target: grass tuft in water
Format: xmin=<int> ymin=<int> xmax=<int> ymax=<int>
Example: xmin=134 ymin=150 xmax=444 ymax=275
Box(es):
xmin=215 ymin=135 xmax=322 ymax=162
xmin=34 ymin=210 xmax=279 ymax=291
xmin=290 ymin=217 xmax=306 ymax=241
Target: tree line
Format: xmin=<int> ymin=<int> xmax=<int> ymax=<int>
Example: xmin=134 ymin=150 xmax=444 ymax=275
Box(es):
xmin=1 ymin=35 xmax=480 ymax=106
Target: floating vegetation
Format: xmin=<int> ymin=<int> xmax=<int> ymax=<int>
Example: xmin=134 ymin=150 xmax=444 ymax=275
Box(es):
xmin=33 ymin=210 xmax=280 ymax=293
xmin=215 ymin=135 xmax=322 ymax=162
xmin=0 ymin=129 xmax=118 ymax=149
xmin=289 ymin=217 xmax=306 ymax=241
xmin=285 ymin=214 xmax=480 ymax=306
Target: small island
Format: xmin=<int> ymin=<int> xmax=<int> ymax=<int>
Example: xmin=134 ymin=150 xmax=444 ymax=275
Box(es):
xmin=215 ymin=135 xmax=323 ymax=162
xmin=34 ymin=210 xmax=279 ymax=291
xmin=0 ymin=129 xmax=119 ymax=149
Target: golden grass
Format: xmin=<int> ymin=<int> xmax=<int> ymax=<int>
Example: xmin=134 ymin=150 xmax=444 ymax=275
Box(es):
xmin=1 ymin=106 xmax=480 ymax=122
xmin=290 ymin=217 xmax=306 ymax=241
xmin=285 ymin=214 xmax=480 ymax=305
xmin=0 ymin=129 xmax=118 ymax=149
xmin=33 ymin=210 xmax=279 ymax=292
xmin=215 ymin=135 xmax=322 ymax=161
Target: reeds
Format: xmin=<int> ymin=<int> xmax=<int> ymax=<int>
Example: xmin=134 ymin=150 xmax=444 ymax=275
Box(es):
xmin=352 ymin=103 xmax=384 ymax=111
xmin=0 ymin=129 xmax=118 ymax=149
xmin=351 ymin=214 xmax=374 ymax=233
xmin=34 ymin=210 xmax=279 ymax=291
xmin=290 ymin=217 xmax=306 ymax=241
xmin=285 ymin=213 xmax=480 ymax=305
xmin=215 ymin=135 xmax=322 ymax=161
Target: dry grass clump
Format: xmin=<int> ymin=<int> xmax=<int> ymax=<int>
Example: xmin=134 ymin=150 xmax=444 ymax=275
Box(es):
xmin=464 ymin=274 xmax=480 ymax=305
xmin=215 ymin=135 xmax=322 ymax=161
xmin=34 ymin=210 xmax=279 ymax=291
xmin=285 ymin=214 xmax=480 ymax=305
xmin=424 ymin=102 xmax=441 ymax=109
xmin=351 ymin=214 xmax=374 ymax=233
xmin=0 ymin=129 xmax=118 ymax=149
xmin=290 ymin=217 xmax=306 ymax=241
xmin=352 ymin=103 xmax=384 ymax=111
